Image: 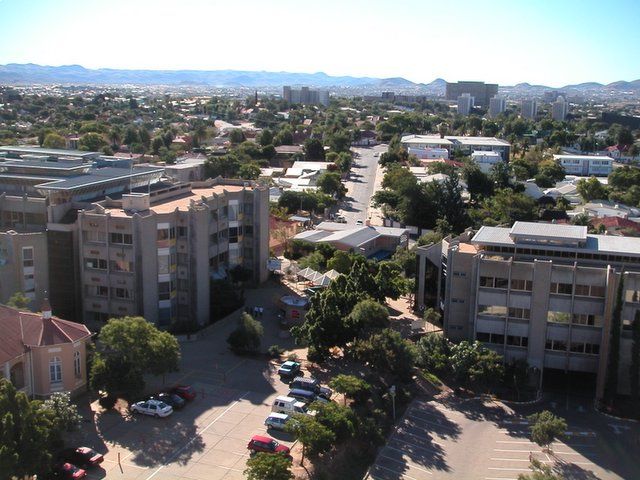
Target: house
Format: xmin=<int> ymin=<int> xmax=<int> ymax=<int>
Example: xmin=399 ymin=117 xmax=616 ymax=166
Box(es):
xmin=590 ymin=217 xmax=640 ymax=236
xmin=352 ymin=130 xmax=378 ymax=147
xmin=0 ymin=301 xmax=92 ymax=399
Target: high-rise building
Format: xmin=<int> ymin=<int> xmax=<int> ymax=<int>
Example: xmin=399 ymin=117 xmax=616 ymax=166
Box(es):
xmin=521 ymin=99 xmax=538 ymax=119
xmin=282 ymin=86 xmax=329 ymax=106
xmin=416 ymin=221 xmax=640 ymax=399
xmin=552 ymin=96 xmax=568 ymax=121
xmin=457 ymin=93 xmax=474 ymax=115
xmin=446 ymin=81 xmax=498 ymax=107
xmin=488 ymin=96 xmax=506 ymax=117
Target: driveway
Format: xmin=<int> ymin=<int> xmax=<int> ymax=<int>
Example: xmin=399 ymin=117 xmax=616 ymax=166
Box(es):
xmin=340 ymin=145 xmax=387 ymax=225
xmin=367 ymin=395 xmax=639 ymax=480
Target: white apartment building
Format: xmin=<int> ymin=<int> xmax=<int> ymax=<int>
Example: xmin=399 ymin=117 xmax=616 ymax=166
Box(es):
xmin=521 ymin=99 xmax=538 ymax=120
xmin=554 ymin=154 xmax=613 ymax=176
xmin=457 ymin=93 xmax=474 ymax=115
xmin=488 ymin=96 xmax=506 ymax=117
xmin=552 ymin=96 xmax=568 ymax=121
xmin=471 ymin=150 xmax=503 ymax=173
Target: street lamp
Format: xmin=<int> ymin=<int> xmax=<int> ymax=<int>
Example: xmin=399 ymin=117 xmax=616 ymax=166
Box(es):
xmin=389 ymin=385 xmax=396 ymax=421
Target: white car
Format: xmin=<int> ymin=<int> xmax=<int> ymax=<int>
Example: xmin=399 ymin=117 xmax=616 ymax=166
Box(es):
xmin=130 ymin=399 xmax=173 ymax=418
xmin=355 ymin=219 xmax=364 ymax=226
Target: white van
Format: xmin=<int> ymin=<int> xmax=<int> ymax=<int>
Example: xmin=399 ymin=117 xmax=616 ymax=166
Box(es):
xmin=272 ymin=395 xmax=308 ymax=415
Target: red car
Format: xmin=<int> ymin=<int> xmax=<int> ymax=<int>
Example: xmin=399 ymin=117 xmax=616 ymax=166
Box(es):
xmin=247 ymin=435 xmax=292 ymax=458
xmin=55 ymin=462 xmax=87 ymax=479
xmin=60 ymin=446 xmax=104 ymax=468
xmin=171 ymin=385 xmax=197 ymax=400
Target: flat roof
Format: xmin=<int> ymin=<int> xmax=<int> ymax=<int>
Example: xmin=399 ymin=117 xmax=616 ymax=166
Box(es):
xmin=447 ymin=136 xmax=511 ymax=147
xmin=510 ymin=221 xmax=587 ymax=242
xmin=36 ymin=166 xmax=164 ymax=191
xmin=0 ymin=145 xmax=99 ymax=158
xmin=553 ymin=154 xmax=613 ymax=161
xmin=401 ymin=135 xmax=453 ymax=146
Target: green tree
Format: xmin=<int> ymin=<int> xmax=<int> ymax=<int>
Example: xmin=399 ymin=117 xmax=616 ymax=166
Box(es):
xmin=229 ymin=128 xmax=245 ymax=144
xmin=328 ymin=374 xmax=371 ymax=405
xmin=79 ymin=132 xmax=106 ymax=151
xmin=123 ymin=125 xmax=140 ymax=146
xmin=0 ymin=379 xmax=58 ymax=478
xmin=227 ymin=313 xmax=264 ymax=354
xmin=244 ymin=453 xmax=292 ymax=480
xmin=416 ymin=333 xmax=451 ymax=374
xmin=527 ymin=410 xmax=567 ymax=452
xmin=317 ymin=172 xmax=347 ymax=198
xmin=489 ymin=161 xmax=512 ymax=189
xmin=335 ymin=152 xmax=353 ymax=173
xmin=90 ymin=353 xmax=145 ymax=400
xmin=375 ymin=261 xmax=409 ymax=300
xmin=238 ymin=162 xmax=261 ymax=180
xmin=325 ymin=130 xmax=352 ymax=153
xmin=41 ymin=392 xmax=82 ymax=433
xmin=422 ymin=308 xmax=441 ymax=326
xmin=151 ymin=136 xmax=165 ymax=155
xmin=42 ymin=133 xmax=66 ymax=149
xmin=6 ymin=292 xmax=30 ymax=310
xmin=304 ymin=138 xmax=325 ymax=160
xmin=605 ymin=274 xmax=624 ymax=404
xmin=354 ymin=329 xmax=417 ymax=381
xmin=517 ymin=459 xmax=564 ymax=480
xmin=259 ymin=129 xmax=274 ymax=147
xmin=326 ymin=250 xmax=352 ymax=274
xmin=346 ymin=299 xmax=389 ymax=339
xmin=298 ymin=251 xmax=325 ymax=271
xmin=313 ymin=401 xmax=356 ymax=441
xmin=285 ymin=414 xmax=335 ymax=465
xmin=576 ymin=177 xmax=608 ymax=202
xmin=463 ymin=164 xmax=494 ymax=202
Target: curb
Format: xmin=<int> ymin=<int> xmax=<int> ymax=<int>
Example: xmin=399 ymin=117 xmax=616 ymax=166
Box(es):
xmin=593 ymin=405 xmax=639 ymax=423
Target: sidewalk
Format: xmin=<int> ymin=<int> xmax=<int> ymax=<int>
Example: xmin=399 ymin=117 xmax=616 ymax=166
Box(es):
xmin=367 ymin=159 xmax=386 ymax=226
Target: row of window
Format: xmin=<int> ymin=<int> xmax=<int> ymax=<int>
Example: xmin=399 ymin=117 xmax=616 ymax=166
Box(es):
xmin=550 ymin=282 xmax=606 ymax=298
xmin=480 ymin=276 xmax=533 ymax=291
xmin=84 ymin=231 xmax=133 ymax=244
xmin=85 ymin=286 xmax=134 ymax=300
xmin=477 ymin=305 xmax=530 ymax=319
xmin=483 ymin=245 xmax=640 ymax=266
xmin=49 ymin=352 xmax=82 ymax=383
xmin=85 ymin=258 xmax=134 ymax=272
xmin=547 ymin=311 xmax=604 ymax=327
xmin=476 ymin=332 xmax=529 ymax=347
xmin=545 ymin=339 xmax=600 ymax=355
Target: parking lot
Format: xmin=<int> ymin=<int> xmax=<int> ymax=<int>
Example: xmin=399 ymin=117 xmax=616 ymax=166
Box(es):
xmin=367 ymin=396 xmax=639 ymax=480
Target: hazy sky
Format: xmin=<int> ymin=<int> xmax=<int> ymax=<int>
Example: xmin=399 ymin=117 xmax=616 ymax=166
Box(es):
xmin=1 ymin=0 xmax=639 ymax=87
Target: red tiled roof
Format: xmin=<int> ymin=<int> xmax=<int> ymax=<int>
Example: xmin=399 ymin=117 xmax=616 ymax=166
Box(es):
xmin=0 ymin=305 xmax=91 ymax=364
xmin=591 ymin=217 xmax=640 ymax=233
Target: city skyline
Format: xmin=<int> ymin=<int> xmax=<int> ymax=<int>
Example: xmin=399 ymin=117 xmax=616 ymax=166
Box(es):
xmin=0 ymin=0 xmax=639 ymax=87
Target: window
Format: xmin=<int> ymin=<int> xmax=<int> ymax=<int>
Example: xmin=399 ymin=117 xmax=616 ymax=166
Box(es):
xmin=510 ymin=279 xmax=532 ymax=291
xmin=177 ymin=253 xmax=188 ymax=265
xmin=177 ymin=226 xmax=187 ymax=238
xmin=244 ymin=203 xmax=253 ymax=215
xmin=49 ymin=356 xmax=62 ymax=383
xmin=572 ymin=313 xmax=603 ymax=327
xmin=22 ymin=247 xmax=34 ymax=268
xmin=495 ymin=277 xmax=509 ymax=289
xmin=570 ymin=342 xmax=600 ymax=355
xmin=574 ymin=284 xmax=590 ymax=296
xmin=476 ymin=332 xmax=504 ymax=344
xmin=228 ymin=204 xmax=239 ymax=221
xmin=86 ymin=285 xmax=108 ymax=297
xmin=545 ymin=339 xmax=567 ymax=351
xmin=157 ymin=229 xmax=169 ymax=241
xmin=86 ymin=258 xmax=107 ymax=270
xmin=158 ymin=255 xmax=170 ymax=274
xmin=478 ymin=305 xmax=508 ymax=317
xmin=74 ymin=351 xmax=81 ymax=378
xmin=110 ymin=260 xmax=133 ymax=272
xmin=110 ymin=232 xmax=132 ymax=245
xmin=626 ymin=290 xmax=640 ymax=303
xmin=550 ymin=282 xmax=573 ymax=295
xmin=590 ymin=286 xmax=606 ymax=297
xmin=575 ymin=284 xmax=606 ymax=297
xmin=84 ymin=230 xmax=106 ymax=243
xmin=244 ymin=225 xmax=253 ymax=236
xmin=507 ymin=335 xmax=528 ymax=347
xmin=229 ymin=227 xmax=239 ymax=243
xmin=112 ymin=288 xmax=132 ymax=300
xmin=547 ymin=311 xmax=571 ymax=324
xmin=158 ymin=281 xmax=173 ymax=300
xmin=508 ymin=307 xmax=530 ymax=320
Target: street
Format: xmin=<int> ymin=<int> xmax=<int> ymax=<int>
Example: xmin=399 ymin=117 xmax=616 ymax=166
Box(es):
xmin=340 ymin=145 xmax=387 ymax=225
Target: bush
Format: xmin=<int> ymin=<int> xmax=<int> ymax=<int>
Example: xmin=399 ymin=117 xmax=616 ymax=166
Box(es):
xmin=287 ymin=352 xmax=299 ymax=362
xmin=98 ymin=395 xmax=117 ymax=410
xmin=268 ymin=344 xmax=285 ymax=358
xmin=227 ymin=313 xmax=264 ymax=354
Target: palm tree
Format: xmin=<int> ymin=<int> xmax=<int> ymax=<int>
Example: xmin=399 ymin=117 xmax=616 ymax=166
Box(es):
xmin=108 ymin=126 xmax=122 ymax=149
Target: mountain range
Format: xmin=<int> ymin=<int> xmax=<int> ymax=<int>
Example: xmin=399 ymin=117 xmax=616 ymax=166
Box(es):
xmin=0 ymin=63 xmax=639 ymax=95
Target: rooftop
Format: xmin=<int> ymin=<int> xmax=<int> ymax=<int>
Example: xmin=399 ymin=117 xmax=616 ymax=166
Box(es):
xmin=0 ymin=145 xmax=100 ymax=159
xmin=554 ymin=154 xmax=613 ymax=161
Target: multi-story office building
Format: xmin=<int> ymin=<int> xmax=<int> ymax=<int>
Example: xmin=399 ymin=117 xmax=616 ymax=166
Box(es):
xmin=488 ymin=96 xmax=506 ymax=117
xmin=471 ymin=150 xmax=503 ymax=173
xmin=78 ymin=179 xmax=269 ymax=329
xmin=401 ymin=135 xmax=511 ymax=161
xmin=416 ymin=221 xmax=640 ymax=398
xmin=446 ymin=81 xmax=498 ymax=107
xmin=282 ymin=86 xmax=329 ymax=106
xmin=554 ymin=154 xmax=613 ymax=176
xmin=552 ymin=96 xmax=569 ymax=121
xmin=521 ymin=99 xmax=538 ymax=119
xmin=457 ymin=93 xmax=474 ymax=115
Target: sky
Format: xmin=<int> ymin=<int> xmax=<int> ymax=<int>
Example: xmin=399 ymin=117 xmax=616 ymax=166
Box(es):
xmin=0 ymin=0 xmax=639 ymax=87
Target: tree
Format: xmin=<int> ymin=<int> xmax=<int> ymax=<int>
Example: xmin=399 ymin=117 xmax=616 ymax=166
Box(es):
xmin=90 ymin=353 xmax=144 ymax=400
xmin=285 ymin=414 xmax=335 ymax=465
xmin=422 ymin=308 xmax=441 ymax=326
xmin=346 ymin=299 xmax=389 ymax=339
xmin=78 ymin=132 xmax=106 ymax=151
xmin=123 ymin=125 xmax=140 ymax=146
xmin=375 ymin=261 xmax=409 ymax=300
xmin=490 ymin=161 xmax=512 ymax=189
xmin=244 ymin=453 xmax=292 ymax=480
xmin=527 ymin=410 xmax=567 ymax=452
xmin=313 ymin=401 xmax=356 ymax=441
xmin=605 ymin=274 xmax=624 ymax=404
xmin=416 ymin=333 xmax=451 ymax=374
xmin=41 ymin=392 xmax=82 ymax=433
xmin=0 ymin=379 xmax=58 ymax=478
xmin=537 ymin=159 xmax=565 ymax=184
xmin=326 ymin=250 xmax=352 ymax=274
xmin=354 ymin=329 xmax=417 ymax=381
xmin=151 ymin=136 xmax=165 ymax=155
xmin=463 ymin=164 xmax=494 ymax=202
xmin=42 ymin=133 xmax=66 ymax=149
xmin=227 ymin=313 xmax=264 ymax=354
xmin=469 ymin=347 xmax=504 ymax=392
xmin=576 ymin=177 xmax=608 ymax=202
xmin=259 ymin=129 xmax=274 ymax=147
xmin=229 ymin=128 xmax=245 ymax=144
xmin=238 ymin=162 xmax=261 ymax=180
xmin=6 ymin=292 xmax=30 ymax=310
xmin=325 ymin=130 xmax=352 ymax=153
xmin=329 ymin=374 xmax=371 ymax=405
xmin=304 ymin=138 xmax=325 ymax=160
xmin=517 ymin=459 xmax=564 ymax=480
xmin=317 ymin=172 xmax=347 ymax=198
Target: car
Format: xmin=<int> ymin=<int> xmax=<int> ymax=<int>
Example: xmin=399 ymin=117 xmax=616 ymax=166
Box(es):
xmin=374 ymin=152 xmax=380 ymax=157
xmin=154 ymin=392 xmax=186 ymax=410
xmin=264 ymin=412 xmax=291 ymax=431
xmin=54 ymin=462 xmax=87 ymax=479
xmin=288 ymin=388 xmax=329 ymax=404
xmin=278 ymin=361 xmax=301 ymax=378
xmin=247 ymin=435 xmax=292 ymax=458
xmin=59 ymin=447 xmax=104 ymax=468
xmin=290 ymin=376 xmax=333 ymax=399
xmin=355 ymin=219 xmax=364 ymax=226
xmin=335 ymin=215 xmax=347 ymax=223
xmin=170 ymin=384 xmax=197 ymax=401
xmin=130 ymin=399 xmax=173 ymax=417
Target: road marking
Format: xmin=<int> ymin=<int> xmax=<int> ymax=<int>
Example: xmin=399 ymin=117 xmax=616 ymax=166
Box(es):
xmin=490 ymin=458 xmax=552 ymax=463
xmin=496 ymin=441 xmax=535 ymax=444
xmin=373 ymin=463 xmax=419 ymax=480
xmin=485 ymin=477 xmax=518 ymax=480
xmin=407 ymin=413 xmax=458 ymax=432
xmin=144 ymin=391 xmax=250 ymax=480
xmin=489 ymin=467 xmax=532 ymax=471
xmin=103 ymin=459 xmax=150 ymax=470
xmin=378 ymin=454 xmax=433 ymax=475
xmin=396 ymin=428 xmax=445 ymax=447
xmin=494 ymin=449 xmax=536 ymax=452
xmin=390 ymin=437 xmax=441 ymax=454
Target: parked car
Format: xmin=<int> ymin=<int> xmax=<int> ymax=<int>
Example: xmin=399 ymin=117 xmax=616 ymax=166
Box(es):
xmin=53 ymin=463 xmax=86 ymax=479
xmin=277 ymin=361 xmax=301 ymax=378
xmin=272 ymin=395 xmax=309 ymax=415
xmin=130 ymin=399 xmax=173 ymax=418
xmin=290 ymin=376 xmax=333 ymax=399
xmin=288 ymin=388 xmax=329 ymax=405
xmin=171 ymin=385 xmax=196 ymax=401
xmin=247 ymin=435 xmax=292 ymax=458
xmin=335 ymin=215 xmax=347 ymax=223
xmin=355 ymin=219 xmax=364 ymax=226
xmin=264 ymin=412 xmax=291 ymax=431
xmin=59 ymin=447 xmax=104 ymax=468
xmin=154 ymin=392 xmax=186 ymax=410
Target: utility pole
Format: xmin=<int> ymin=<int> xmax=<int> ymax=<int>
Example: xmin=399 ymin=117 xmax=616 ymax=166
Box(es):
xmin=389 ymin=385 xmax=396 ymax=421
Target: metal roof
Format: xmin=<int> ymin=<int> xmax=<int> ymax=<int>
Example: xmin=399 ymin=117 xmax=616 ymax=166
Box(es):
xmin=510 ymin=221 xmax=587 ymax=241
xmin=36 ymin=166 xmax=164 ymax=191
xmin=0 ymin=145 xmax=100 ymax=158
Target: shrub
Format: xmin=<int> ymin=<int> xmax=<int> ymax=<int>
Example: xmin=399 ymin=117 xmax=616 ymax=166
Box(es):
xmin=268 ymin=344 xmax=285 ymax=358
xmin=227 ymin=313 xmax=264 ymax=354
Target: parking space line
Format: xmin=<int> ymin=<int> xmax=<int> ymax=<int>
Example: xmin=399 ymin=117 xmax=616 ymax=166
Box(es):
xmin=406 ymin=413 xmax=458 ymax=432
xmin=144 ymin=391 xmax=250 ymax=480
xmin=494 ymin=449 xmax=535 ymax=452
xmin=485 ymin=477 xmax=518 ymax=480
xmin=396 ymin=428 xmax=445 ymax=447
xmin=488 ymin=467 xmax=532 ymax=471
xmin=390 ymin=437 xmax=441 ymax=454
xmin=103 ymin=459 xmax=150 ymax=470
xmin=373 ymin=463 xmax=419 ymax=480
xmin=378 ymin=454 xmax=433 ymax=475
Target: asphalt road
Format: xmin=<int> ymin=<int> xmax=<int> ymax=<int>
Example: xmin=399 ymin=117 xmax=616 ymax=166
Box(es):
xmin=339 ymin=145 xmax=387 ymax=225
